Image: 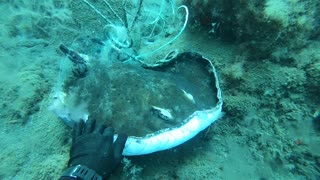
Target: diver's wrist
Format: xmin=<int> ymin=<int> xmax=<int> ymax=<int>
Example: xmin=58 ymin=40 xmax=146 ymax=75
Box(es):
xmin=60 ymin=164 xmax=102 ymax=180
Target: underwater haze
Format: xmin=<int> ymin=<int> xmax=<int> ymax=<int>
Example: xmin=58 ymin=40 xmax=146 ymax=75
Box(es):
xmin=0 ymin=0 xmax=320 ymax=179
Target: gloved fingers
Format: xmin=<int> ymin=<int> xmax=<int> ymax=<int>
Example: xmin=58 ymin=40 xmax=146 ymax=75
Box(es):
xmin=72 ymin=119 xmax=85 ymax=141
xmin=84 ymin=119 xmax=96 ymax=134
xmin=113 ymin=133 xmax=128 ymax=161
xmin=102 ymin=127 xmax=114 ymax=148
xmin=102 ymin=127 xmax=114 ymax=137
xmin=94 ymin=123 xmax=107 ymax=134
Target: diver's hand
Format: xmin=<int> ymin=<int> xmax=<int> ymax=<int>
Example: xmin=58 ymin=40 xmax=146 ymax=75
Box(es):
xmin=68 ymin=119 xmax=127 ymax=178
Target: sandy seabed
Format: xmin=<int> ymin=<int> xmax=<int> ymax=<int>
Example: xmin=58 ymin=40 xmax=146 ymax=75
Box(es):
xmin=0 ymin=0 xmax=319 ymax=179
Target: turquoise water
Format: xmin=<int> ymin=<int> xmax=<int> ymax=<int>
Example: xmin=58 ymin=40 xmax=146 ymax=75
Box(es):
xmin=0 ymin=0 xmax=319 ymax=179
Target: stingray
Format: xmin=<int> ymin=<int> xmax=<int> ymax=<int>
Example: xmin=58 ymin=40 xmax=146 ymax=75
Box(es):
xmin=50 ymin=46 xmax=223 ymax=156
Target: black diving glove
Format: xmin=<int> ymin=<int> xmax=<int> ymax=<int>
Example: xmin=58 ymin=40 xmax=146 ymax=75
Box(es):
xmin=63 ymin=119 xmax=127 ymax=179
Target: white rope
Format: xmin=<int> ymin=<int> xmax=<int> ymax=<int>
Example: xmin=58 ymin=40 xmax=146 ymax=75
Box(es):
xmin=135 ymin=5 xmax=189 ymax=59
xmin=102 ymin=0 xmax=125 ymax=26
xmin=82 ymin=0 xmax=113 ymax=24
